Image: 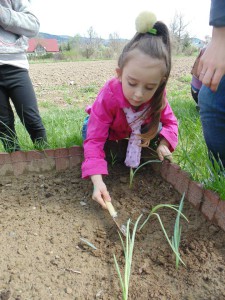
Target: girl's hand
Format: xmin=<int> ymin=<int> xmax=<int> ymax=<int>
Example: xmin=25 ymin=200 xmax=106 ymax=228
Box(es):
xmin=90 ymin=175 xmax=111 ymax=209
xmin=156 ymin=139 xmax=172 ymax=162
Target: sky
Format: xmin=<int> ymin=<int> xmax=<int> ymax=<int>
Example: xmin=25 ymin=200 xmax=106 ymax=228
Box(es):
xmin=31 ymin=0 xmax=212 ymax=40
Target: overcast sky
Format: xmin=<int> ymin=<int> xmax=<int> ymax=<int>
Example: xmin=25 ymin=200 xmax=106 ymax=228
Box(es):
xmin=31 ymin=0 xmax=212 ymax=40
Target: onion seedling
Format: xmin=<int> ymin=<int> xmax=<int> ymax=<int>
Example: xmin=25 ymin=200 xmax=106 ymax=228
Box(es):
xmin=129 ymin=159 xmax=161 ymax=188
xmin=113 ymin=214 xmax=143 ymax=300
xmin=172 ymin=193 xmax=185 ymax=269
xmin=139 ymin=194 xmax=188 ymax=268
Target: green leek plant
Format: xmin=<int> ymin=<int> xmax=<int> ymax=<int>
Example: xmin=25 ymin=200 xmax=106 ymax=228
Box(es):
xmin=110 ymin=150 xmax=118 ymax=166
xmin=139 ymin=193 xmax=188 ymax=268
xmin=129 ymin=159 xmax=162 ymax=188
xmin=113 ymin=214 xmax=143 ymax=300
xmin=171 ymin=193 xmax=186 ymax=269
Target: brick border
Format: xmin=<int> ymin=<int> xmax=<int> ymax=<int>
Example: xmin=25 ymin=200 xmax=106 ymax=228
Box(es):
xmin=151 ymin=160 xmax=225 ymax=231
xmin=0 ymin=145 xmax=224 ymax=231
xmin=0 ymin=146 xmax=83 ymax=176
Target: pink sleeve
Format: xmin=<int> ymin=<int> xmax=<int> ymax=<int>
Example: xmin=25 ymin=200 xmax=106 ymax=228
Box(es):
xmin=81 ymin=85 xmax=114 ymax=179
xmin=159 ymin=97 xmax=178 ymax=152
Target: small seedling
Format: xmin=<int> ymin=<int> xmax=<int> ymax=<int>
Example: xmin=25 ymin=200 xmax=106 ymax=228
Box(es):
xmin=139 ymin=193 xmax=188 ymax=268
xmin=110 ymin=149 xmax=118 ymax=166
xmin=172 ymin=193 xmax=185 ymax=269
xmin=114 ymin=214 xmax=143 ymax=300
xmin=129 ymin=159 xmax=162 ymax=188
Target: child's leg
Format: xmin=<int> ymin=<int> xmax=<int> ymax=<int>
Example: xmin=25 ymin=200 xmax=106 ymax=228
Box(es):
xmin=6 ymin=66 xmax=47 ymax=148
xmin=82 ymin=116 xmax=89 ymax=141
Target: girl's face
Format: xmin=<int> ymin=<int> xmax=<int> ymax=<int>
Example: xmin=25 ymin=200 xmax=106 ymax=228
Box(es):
xmin=116 ymin=50 xmax=166 ymax=107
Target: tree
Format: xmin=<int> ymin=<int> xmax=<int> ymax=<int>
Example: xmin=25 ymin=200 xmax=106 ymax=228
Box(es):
xmin=169 ymin=12 xmax=190 ymax=54
xmin=65 ymin=41 xmax=71 ymax=51
xmin=81 ymin=26 xmax=102 ymax=59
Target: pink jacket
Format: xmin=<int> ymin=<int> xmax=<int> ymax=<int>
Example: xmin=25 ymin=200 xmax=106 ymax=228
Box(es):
xmin=82 ymin=78 xmax=178 ymax=178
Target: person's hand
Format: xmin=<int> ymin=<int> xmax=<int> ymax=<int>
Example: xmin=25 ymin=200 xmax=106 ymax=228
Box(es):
xmin=156 ymin=139 xmax=172 ymax=162
xmin=90 ymin=175 xmax=111 ymax=209
xmin=197 ymin=27 xmax=225 ymax=92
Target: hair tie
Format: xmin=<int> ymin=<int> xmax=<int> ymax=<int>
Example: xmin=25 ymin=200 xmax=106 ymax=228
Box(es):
xmin=135 ymin=11 xmax=157 ymax=34
xmin=148 ymin=28 xmax=157 ymax=35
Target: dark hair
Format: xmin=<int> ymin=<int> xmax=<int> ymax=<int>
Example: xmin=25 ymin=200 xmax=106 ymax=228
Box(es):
xmin=118 ymin=21 xmax=171 ymax=144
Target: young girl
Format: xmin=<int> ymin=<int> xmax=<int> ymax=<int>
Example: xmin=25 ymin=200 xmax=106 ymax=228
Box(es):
xmin=82 ymin=11 xmax=178 ymax=209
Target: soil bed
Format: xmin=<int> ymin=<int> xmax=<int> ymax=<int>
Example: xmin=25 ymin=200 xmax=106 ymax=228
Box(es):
xmin=0 ymin=164 xmax=224 ymax=300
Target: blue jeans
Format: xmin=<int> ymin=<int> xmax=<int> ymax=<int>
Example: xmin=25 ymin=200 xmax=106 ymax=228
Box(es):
xmin=82 ymin=116 xmax=89 ymax=141
xmin=198 ymin=75 xmax=225 ymax=168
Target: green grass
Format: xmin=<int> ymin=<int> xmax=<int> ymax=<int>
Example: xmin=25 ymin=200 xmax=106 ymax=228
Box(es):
xmin=42 ymin=107 xmax=85 ymax=148
xmin=0 ymin=60 xmax=224 ymax=199
xmin=0 ymin=107 xmax=85 ymax=152
xmin=168 ymin=75 xmax=225 ymax=200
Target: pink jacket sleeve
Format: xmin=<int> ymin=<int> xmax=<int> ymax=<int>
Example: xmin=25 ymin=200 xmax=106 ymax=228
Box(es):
xmin=81 ymin=85 xmax=114 ymax=179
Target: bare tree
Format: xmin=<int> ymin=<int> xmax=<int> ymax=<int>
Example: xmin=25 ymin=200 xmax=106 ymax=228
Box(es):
xmin=170 ymin=12 xmax=189 ymax=43
xmin=81 ymin=26 xmax=102 ymax=59
xmin=169 ymin=12 xmax=191 ymax=54
xmin=108 ymin=32 xmax=128 ymax=59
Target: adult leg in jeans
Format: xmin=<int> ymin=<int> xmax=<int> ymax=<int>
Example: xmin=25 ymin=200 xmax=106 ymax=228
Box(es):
xmin=198 ymin=75 xmax=225 ymax=169
xmin=0 ymin=85 xmax=20 ymax=152
xmin=7 ymin=66 xmax=47 ymax=149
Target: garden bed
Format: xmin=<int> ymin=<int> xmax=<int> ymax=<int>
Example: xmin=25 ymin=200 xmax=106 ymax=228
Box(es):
xmin=0 ymin=146 xmax=224 ymax=299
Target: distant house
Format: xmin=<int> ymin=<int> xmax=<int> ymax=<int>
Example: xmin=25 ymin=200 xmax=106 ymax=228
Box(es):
xmin=27 ymin=38 xmax=59 ymax=56
xmin=190 ymin=38 xmax=205 ymax=49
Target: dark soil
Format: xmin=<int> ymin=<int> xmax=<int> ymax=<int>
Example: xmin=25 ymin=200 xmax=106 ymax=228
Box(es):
xmin=0 ymin=163 xmax=224 ymax=300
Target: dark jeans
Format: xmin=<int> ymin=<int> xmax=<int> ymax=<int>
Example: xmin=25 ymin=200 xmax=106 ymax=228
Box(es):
xmin=198 ymin=75 xmax=225 ymax=169
xmin=0 ymin=65 xmax=47 ymax=152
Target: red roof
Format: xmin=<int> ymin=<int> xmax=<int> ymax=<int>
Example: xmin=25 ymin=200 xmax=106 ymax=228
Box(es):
xmin=27 ymin=38 xmax=59 ymax=53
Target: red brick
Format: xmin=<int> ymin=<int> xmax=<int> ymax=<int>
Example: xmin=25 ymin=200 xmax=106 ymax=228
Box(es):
xmin=69 ymin=146 xmax=83 ymax=168
xmin=0 ymin=153 xmax=13 ymax=175
xmin=214 ymin=200 xmax=225 ymax=231
xmin=174 ymin=169 xmax=191 ymax=196
xmin=0 ymin=152 xmax=11 ymax=164
xmin=10 ymin=151 xmax=26 ymax=163
xmin=160 ymin=160 xmax=170 ymax=180
xmin=201 ymin=189 xmax=220 ymax=221
xmin=42 ymin=149 xmax=55 ymax=159
xmin=55 ymin=148 xmax=70 ymax=171
xmin=40 ymin=149 xmax=56 ymax=172
xmin=10 ymin=151 xmax=27 ymax=176
xmin=13 ymin=162 xmax=28 ymax=176
xmin=187 ymin=181 xmax=203 ymax=210
xmin=165 ymin=163 xmax=181 ymax=186
xmin=26 ymin=150 xmax=44 ymax=162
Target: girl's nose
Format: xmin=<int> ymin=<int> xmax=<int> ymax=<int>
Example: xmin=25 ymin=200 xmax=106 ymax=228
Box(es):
xmin=134 ymin=88 xmax=144 ymax=99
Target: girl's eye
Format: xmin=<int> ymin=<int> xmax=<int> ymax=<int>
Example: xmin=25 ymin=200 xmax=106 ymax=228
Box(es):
xmin=146 ymin=87 xmax=154 ymax=91
xmin=128 ymin=82 xmax=136 ymax=87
